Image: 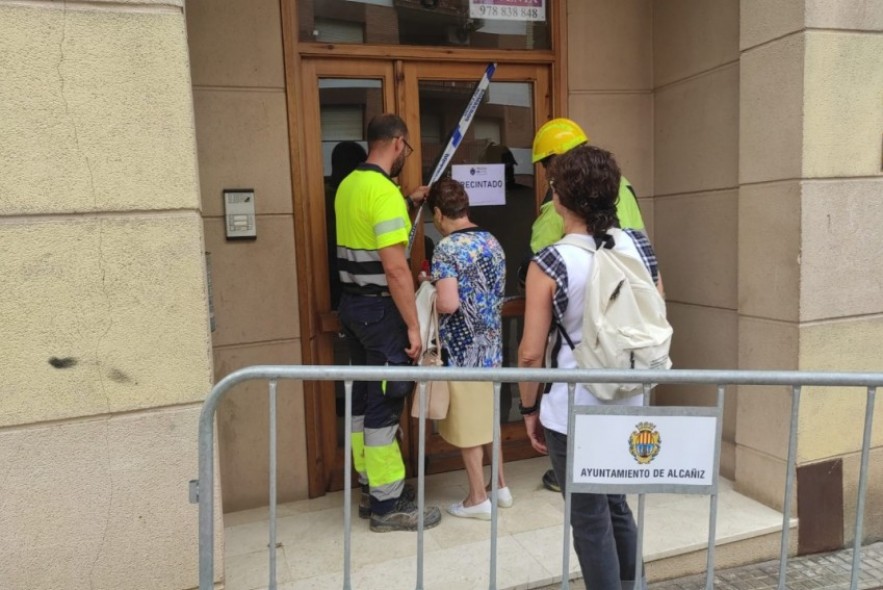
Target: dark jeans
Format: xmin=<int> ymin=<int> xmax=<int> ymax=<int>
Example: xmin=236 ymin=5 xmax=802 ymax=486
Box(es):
xmin=545 ymin=428 xmax=644 ymax=590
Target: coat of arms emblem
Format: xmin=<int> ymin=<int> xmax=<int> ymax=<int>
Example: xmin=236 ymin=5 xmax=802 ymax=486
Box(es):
xmin=629 ymin=421 xmax=661 ymax=464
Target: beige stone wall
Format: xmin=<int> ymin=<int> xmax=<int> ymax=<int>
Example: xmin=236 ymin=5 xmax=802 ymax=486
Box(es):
xmin=0 ymin=0 xmax=217 ymax=588
xmin=738 ymin=0 xmax=883 ymax=544
xmin=568 ymin=0 xmax=653 ymax=225
xmin=650 ymin=0 xmax=741 ymax=478
xmin=186 ymin=0 xmax=309 ymax=512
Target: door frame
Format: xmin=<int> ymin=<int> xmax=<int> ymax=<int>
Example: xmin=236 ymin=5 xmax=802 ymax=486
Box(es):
xmin=282 ymin=0 xmax=569 ymax=498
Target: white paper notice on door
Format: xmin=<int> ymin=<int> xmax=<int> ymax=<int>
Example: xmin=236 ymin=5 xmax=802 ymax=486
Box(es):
xmin=451 ymin=164 xmax=506 ymax=207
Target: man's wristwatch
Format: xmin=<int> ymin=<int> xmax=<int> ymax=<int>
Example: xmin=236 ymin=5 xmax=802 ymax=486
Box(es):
xmin=405 ymin=196 xmax=415 ymax=209
xmin=518 ymin=399 xmax=539 ymax=416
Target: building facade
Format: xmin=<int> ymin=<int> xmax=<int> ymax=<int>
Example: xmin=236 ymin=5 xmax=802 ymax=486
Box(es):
xmin=2 ymin=0 xmax=882 ymax=588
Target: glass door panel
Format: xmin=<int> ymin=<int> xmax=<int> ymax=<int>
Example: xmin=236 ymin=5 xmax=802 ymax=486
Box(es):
xmin=316 ymin=77 xmax=384 ymax=451
xmin=301 ymin=60 xmax=396 ymax=492
xmin=297 ymin=0 xmax=552 ymax=49
xmin=302 ymin=59 xmax=550 ymax=490
xmin=402 ymin=62 xmax=548 ymax=472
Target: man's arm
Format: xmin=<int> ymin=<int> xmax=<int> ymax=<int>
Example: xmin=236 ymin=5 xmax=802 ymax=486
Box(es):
xmin=378 ymin=243 xmax=421 ymax=361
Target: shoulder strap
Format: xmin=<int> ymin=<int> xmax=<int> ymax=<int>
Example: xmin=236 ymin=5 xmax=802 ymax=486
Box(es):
xmin=430 ymin=297 xmax=443 ymax=356
xmin=556 ymin=232 xmax=615 ymax=252
xmin=550 ymin=233 xmax=613 ymax=350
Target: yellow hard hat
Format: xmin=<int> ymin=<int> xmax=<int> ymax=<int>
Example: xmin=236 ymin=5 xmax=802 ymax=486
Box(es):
xmin=531 ymin=118 xmax=589 ymax=164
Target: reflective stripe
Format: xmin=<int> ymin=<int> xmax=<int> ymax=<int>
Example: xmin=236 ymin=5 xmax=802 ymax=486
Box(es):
xmin=337 ymin=247 xmax=380 ymax=263
xmin=339 ymin=273 xmax=388 ymax=287
xmin=364 ymin=424 xmax=398 ymax=447
xmin=374 ymin=218 xmax=405 ymax=236
xmin=338 ymin=258 xmax=384 ymax=276
xmin=352 ymin=431 xmax=366 ymax=476
xmin=337 ymin=244 xmax=388 ymax=293
xmin=370 ymin=478 xmax=404 ymax=502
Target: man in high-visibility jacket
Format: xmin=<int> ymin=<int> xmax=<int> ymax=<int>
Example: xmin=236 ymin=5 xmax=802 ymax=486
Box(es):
xmin=335 ymin=113 xmax=442 ymax=532
xmin=526 ymin=118 xmax=663 ymax=497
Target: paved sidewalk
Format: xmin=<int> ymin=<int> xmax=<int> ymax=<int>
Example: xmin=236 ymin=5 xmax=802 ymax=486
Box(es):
xmin=650 ymin=542 xmax=883 ymax=590
xmin=539 ymin=542 xmax=883 ymax=590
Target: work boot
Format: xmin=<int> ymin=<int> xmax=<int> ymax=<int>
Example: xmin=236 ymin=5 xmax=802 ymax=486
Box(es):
xmin=359 ymin=482 xmax=416 ymax=519
xmin=369 ymin=495 xmax=441 ymax=533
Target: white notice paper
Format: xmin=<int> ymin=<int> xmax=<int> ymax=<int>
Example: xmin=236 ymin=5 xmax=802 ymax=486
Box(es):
xmin=452 ymin=164 xmax=506 ymax=207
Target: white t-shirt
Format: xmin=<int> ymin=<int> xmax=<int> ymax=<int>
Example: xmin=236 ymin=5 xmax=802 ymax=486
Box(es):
xmin=532 ymin=229 xmax=656 ymax=435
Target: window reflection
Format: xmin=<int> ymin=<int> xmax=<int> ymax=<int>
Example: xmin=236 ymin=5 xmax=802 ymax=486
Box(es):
xmin=419 ymin=81 xmax=535 ymax=297
xmin=417 ymin=79 xmax=536 ymax=425
xmin=299 ymin=0 xmax=551 ymax=49
xmin=319 ymin=78 xmax=384 ymax=439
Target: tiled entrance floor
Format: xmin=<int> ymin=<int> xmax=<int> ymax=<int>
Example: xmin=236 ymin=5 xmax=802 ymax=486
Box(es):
xmin=222 ymin=457 xmax=790 ymax=590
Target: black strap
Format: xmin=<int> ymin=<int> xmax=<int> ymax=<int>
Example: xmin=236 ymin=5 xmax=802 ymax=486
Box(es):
xmin=543 ymin=327 xmax=565 ymax=395
xmin=555 ymin=322 xmax=576 ymax=350
xmin=594 ymin=232 xmax=615 ymax=250
xmin=450 ymin=226 xmax=488 ymax=235
xmin=553 ymin=232 xmax=612 ymax=349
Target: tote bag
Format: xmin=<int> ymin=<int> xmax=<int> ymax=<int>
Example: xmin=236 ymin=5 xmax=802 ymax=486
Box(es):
xmin=411 ymin=283 xmax=450 ymax=420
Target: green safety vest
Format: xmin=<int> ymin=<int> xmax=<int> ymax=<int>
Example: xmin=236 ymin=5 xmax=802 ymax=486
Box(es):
xmin=530 ymin=176 xmax=645 ymax=253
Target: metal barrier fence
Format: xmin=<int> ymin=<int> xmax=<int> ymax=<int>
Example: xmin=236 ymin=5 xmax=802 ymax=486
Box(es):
xmin=192 ymin=366 xmax=883 ymax=590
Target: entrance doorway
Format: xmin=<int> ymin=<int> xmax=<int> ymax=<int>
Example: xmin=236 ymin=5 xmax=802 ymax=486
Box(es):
xmin=298 ymin=58 xmax=552 ymax=495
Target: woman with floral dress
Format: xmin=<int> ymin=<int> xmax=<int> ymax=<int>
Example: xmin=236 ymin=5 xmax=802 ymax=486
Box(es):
xmin=426 ymin=178 xmax=513 ymax=520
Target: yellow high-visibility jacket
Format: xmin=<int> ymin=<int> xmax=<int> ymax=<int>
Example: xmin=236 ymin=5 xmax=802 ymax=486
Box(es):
xmin=530 ymin=176 xmax=644 ymax=253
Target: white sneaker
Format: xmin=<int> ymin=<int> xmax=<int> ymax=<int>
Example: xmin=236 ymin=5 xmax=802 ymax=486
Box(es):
xmin=493 ymin=486 xmax=514 ymax=508
xmin=447 ymin=499 xmax=491 ymax=520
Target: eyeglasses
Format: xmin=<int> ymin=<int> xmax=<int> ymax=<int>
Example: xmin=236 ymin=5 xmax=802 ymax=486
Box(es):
xmin=401 ymin=138 xmax=414 ymax=158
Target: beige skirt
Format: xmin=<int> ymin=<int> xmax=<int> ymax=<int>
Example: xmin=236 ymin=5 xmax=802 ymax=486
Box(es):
xmin=437 ymin=380 xmax=495 ymax=448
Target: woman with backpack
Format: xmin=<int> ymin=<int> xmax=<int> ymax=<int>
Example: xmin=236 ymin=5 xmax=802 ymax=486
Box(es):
xmin=517 ymin=145 xmax=661 ymax=589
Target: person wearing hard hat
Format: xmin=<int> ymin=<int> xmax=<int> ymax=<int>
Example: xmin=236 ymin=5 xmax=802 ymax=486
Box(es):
xmin=525 ymin=118 xmax=663 ymax=500
xmin=530 ymin=117 xmax=646 ymax=253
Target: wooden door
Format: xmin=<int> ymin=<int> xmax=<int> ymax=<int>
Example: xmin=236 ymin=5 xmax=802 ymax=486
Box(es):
xmin=300 ymin=58 xmax=551 ymax=493
xmin=399 ymin=61 xmax=550 ymax=474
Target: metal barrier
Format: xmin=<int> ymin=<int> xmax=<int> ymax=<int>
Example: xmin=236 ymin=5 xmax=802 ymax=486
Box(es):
xmin=192 ymin=366 xmax=883 ymax=590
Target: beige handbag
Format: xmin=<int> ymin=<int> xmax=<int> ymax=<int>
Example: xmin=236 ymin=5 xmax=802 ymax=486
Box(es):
xmin=411 ymin=289 xmax=450 ymax=420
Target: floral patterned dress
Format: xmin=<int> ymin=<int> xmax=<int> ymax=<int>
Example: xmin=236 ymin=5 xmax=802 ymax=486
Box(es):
xmin=431 ymin=227 xmax=505 ymax=369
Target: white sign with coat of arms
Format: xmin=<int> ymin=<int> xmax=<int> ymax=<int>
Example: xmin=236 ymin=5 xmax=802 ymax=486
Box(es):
xmin=570 ymin=410 xmax=718 ymax=493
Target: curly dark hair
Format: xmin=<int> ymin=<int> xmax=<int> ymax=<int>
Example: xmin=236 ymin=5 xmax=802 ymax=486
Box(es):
xmin=427 ymin=177 xmax=469 ymax=220
xmin=547 ymin=145 xmax=621 ymax=236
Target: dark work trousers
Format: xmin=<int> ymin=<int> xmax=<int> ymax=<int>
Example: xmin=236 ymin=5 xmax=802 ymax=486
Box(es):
xmin=338 ymin=293 xmax=413 ymax=515
xmin=545 ymin=428 xmax=645 ymax=590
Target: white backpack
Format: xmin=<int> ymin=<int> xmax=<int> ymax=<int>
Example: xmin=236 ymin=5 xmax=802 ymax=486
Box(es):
xmin=555 ymin=231 xmax=672 ymax=400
